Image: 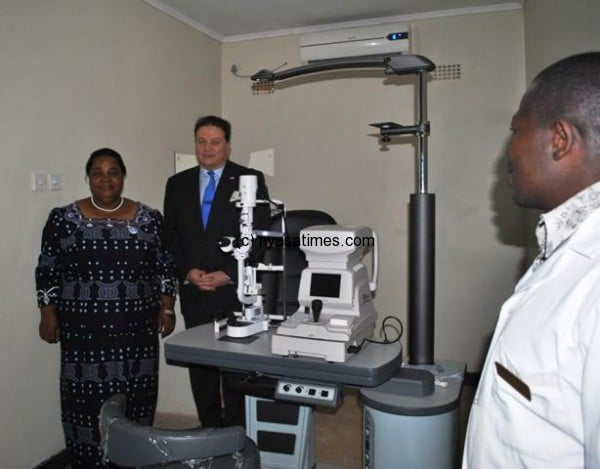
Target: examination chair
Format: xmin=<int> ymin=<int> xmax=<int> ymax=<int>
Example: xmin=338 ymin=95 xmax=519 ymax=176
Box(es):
xmin=261 ymin=209 xmax=336 ymax=318
xmin=99 ymin=394 xmax=260 ymax=468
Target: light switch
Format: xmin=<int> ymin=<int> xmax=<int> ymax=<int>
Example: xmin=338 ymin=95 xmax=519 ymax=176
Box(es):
xmin=249 ymin=149 xmax=275 ymax=177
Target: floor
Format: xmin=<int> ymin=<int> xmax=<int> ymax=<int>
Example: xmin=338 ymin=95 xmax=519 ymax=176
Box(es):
xmin=313 ymin=388 xmax=366 ymax=468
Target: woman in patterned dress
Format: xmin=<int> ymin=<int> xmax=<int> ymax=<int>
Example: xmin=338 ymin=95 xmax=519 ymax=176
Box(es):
xmin=35 ymin=148 xmax=177 ymax=468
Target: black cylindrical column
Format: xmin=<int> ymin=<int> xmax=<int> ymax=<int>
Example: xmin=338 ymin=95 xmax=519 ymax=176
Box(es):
xmin=408 ymin=193 xmax=435 ymax=365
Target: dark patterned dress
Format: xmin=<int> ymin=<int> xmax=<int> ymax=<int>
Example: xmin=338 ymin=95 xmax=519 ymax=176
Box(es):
xmin=35 ymin=202 xmax=176 ymax=468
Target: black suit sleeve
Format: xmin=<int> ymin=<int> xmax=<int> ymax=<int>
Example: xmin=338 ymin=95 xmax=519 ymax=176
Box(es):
xmin=163 ymin=175 xmax=188 ymax=282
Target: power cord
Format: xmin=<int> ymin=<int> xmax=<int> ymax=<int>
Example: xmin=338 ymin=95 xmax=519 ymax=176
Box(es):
xmin=230 ymin=62 xmax=288 ymax=78
xmin=347 ymin=316 xmax=404 ymax=354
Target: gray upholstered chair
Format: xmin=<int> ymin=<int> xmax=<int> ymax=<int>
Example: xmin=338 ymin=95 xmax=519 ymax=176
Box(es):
xmin=99 ymin=394 xmax=260 ymax=468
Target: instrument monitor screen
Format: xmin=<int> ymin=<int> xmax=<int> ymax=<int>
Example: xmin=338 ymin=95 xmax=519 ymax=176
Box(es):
xmin=309 ymin=273 xmax=341 ymax=298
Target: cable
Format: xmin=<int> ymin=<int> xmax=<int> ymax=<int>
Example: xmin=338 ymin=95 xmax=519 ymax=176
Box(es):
xmin=231 ymin=62 xmax=288 ymax=79
xmin=347 ymin=315 xmax=404 ymax=354
xmin=230 ymin=64 xmax=254 ymax=78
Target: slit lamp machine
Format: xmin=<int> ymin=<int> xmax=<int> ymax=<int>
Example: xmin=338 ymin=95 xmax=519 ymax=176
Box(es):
xmin=219 ymin=173 xmax=379 ymax=363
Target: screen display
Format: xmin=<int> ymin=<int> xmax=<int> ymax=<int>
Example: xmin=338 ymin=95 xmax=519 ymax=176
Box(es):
xmin=309 ymin=273 xmax=341 ymax=298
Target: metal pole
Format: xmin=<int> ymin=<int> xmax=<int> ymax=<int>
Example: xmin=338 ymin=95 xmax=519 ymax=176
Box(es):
xmin=416 ymin=70 xmax=428 ymax=194
xmin=408 ymin=69 xmax=435 ymax=365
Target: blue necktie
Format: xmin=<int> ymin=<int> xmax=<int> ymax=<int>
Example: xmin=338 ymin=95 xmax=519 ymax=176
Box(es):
xmin=201 ymin=170 xmax=216 ymax=227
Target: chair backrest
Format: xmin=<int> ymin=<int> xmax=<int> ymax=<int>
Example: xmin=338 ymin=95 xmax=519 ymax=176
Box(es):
xmin=99 ymin=394 xmax=260 ymax=468
xmin=261 ymin=209 xmax=336 ymax=318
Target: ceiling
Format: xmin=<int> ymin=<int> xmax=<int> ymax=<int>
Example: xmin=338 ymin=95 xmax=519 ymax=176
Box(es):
xmin=144 ymin=0 xmax=523 ymax=42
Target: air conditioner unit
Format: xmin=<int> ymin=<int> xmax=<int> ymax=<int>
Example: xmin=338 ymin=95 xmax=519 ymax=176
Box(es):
xmin=299 ymin=23 xmax=409 ymax=63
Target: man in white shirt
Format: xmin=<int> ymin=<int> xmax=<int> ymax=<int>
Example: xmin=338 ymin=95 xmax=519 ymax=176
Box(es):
xmin=463 ymin=52 xmax=600 ymax=467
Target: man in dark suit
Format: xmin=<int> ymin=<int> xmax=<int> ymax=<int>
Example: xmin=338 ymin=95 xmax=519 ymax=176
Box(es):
xmin=163 ymin=115 xmax=270 ymax=427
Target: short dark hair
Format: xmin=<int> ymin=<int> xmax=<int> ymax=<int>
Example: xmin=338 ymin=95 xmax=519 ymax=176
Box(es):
xmin=522 ymin=52 xmax=600 ymax=152
xmin=194 ymin=115 xmax=232 ymax=142
xmin=85 ymin=148 xmax=127 ymax=176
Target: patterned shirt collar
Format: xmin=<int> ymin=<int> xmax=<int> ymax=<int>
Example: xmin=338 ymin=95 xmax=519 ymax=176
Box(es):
xmin=535 ymin=181 xmax=600 ymax=264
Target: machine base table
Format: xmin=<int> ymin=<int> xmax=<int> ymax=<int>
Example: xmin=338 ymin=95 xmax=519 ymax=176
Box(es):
xmin=165 ymin=323 xmax=402 ymax=468
xmin=165 ymin=323 xmax=402 ymax=388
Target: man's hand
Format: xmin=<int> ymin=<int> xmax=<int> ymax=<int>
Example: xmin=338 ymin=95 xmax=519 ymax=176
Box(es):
xmin=197 ymin=270 xmax=231 ymax=291
xmin=186 ymin=268 xmax=207 ymax=287
xmin=187 ymin=268 xmax=231 ymax=291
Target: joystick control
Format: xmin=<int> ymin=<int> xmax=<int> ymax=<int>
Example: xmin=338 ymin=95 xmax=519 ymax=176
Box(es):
xmin=311 ymin=299 xmax=323 ymax=322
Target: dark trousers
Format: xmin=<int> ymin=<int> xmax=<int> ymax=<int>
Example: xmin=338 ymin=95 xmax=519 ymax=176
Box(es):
xmin=181 ymin=286 xmax=245 ymax=427
xmin=188 ymin=365 xmax=245 ymax=427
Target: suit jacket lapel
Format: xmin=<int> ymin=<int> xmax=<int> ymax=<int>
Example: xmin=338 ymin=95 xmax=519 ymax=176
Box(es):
xmin=184 ymin=166 xmax=204 ymax=233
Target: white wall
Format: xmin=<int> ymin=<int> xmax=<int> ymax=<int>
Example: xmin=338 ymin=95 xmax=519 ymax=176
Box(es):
xmin=524 ymin=0 xmax=600 ymax=82
xmin=0 ymin=1 xmax=218 ymax=466
xmin=221 ymin=10 xmax=526 ymax=372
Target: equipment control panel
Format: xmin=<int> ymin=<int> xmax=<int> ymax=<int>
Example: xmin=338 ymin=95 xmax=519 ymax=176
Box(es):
xmin=275 ymin=379 xmax=342 ymax=407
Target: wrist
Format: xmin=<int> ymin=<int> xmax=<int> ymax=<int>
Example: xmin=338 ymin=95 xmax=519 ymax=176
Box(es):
xmin=40 ymin=307 xmax=57 ymax=317
xmin=161 ymin=308 xmax=175 ymax=316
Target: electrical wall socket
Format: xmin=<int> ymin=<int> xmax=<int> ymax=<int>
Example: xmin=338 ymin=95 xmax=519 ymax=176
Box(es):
xmin=48 ymin=172 xmax=62 ymax=191
xmin=31 ymin=171 xmax=48 ymax=191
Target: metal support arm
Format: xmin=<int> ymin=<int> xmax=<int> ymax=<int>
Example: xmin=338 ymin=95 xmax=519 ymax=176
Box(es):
xmin=251 ymin=54 xmax=434 ymax=82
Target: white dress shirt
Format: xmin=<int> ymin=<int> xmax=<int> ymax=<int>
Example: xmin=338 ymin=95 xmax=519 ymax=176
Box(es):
xmin=463 ymin=182 xmax=600 ymax=468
